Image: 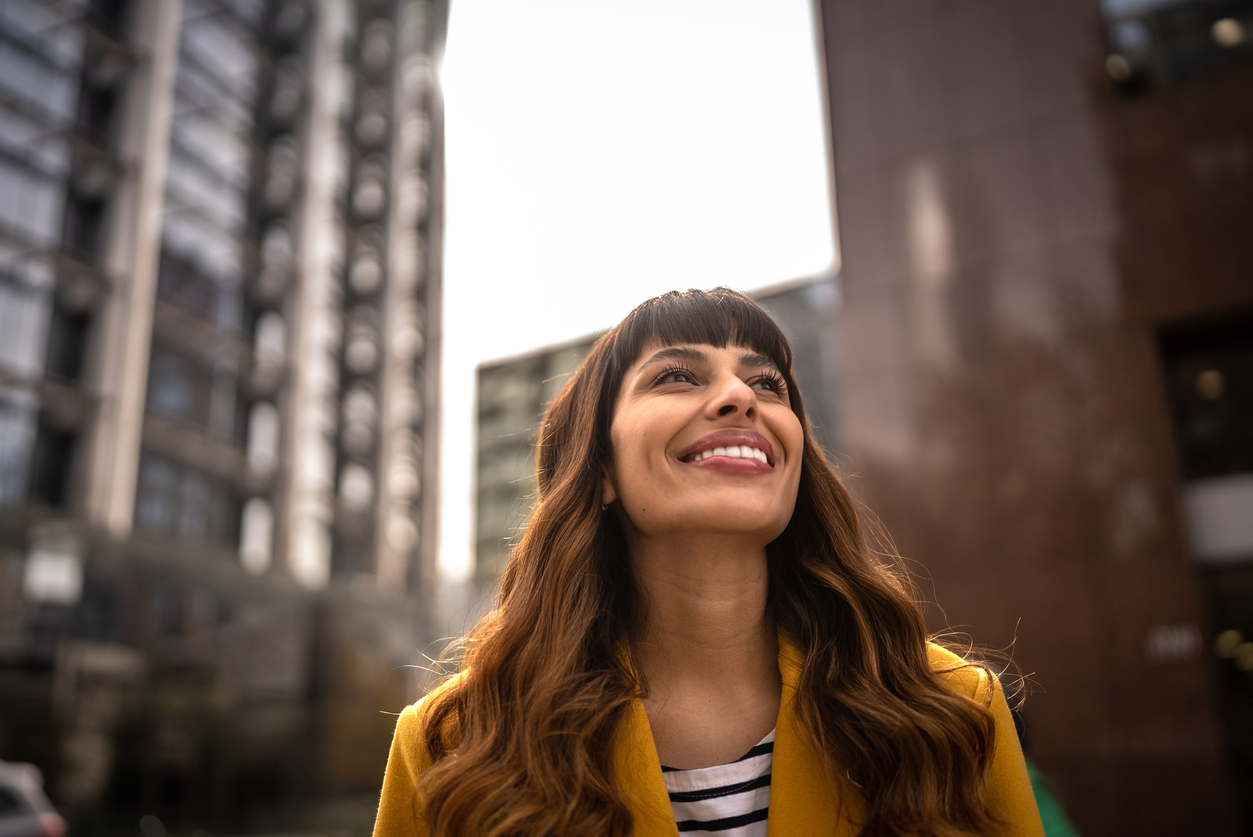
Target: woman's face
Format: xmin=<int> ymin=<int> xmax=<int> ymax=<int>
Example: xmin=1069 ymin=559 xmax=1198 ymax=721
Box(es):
xmin=603 ymin=342 xmax=805 ymax=546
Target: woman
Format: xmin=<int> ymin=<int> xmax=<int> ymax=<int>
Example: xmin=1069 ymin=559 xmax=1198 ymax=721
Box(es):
xmin=375 ymin=288 xmax=1044 ymax=837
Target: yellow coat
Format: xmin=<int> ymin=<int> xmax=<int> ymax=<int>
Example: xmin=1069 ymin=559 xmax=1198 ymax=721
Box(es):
xmin=373 ymin=639 xmax=1045 ymax=836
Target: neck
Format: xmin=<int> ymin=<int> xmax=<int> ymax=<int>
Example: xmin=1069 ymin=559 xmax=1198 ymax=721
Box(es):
xmin=625 ymin=532 xmax=783 ymax=768
xmin=628 ymin=533 xmax=777 ymax=689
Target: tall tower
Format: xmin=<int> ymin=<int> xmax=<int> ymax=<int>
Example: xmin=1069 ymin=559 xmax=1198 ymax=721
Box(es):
xmin=0 ymin=0 xmax=445 ymax=826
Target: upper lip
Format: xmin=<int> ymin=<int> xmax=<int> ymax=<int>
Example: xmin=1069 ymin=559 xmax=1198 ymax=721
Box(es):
xmin=678 ymin=429 xmax=775 ymax=466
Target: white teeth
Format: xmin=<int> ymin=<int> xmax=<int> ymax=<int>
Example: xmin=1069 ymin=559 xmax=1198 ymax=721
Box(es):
xmin=691 ymin=446 xmax=769 ymax=464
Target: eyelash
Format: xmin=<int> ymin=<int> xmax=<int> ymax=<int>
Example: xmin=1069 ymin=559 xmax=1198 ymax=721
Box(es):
xmin=652 ymin=366 xmax=787 ymax=395
xmin=754 ymin=371 xmax=787 ymax=394
xmin=653 ymin=365 xmax=697 ymax=385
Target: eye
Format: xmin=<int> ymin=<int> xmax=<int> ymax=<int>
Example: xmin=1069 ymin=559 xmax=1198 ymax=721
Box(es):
xmin=751 ymin=372 xmax=787 ymax=395
xmin=654 ymin=366 xmax=697 ymax=386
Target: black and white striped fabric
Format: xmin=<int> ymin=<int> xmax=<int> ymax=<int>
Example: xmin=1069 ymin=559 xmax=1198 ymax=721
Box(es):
xmin=660 ymin=729 xmax=774 ymax=836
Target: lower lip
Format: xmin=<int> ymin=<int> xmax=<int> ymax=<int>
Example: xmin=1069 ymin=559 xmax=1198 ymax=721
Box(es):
xmin=684 ymin=456 xmax=773 ymax=475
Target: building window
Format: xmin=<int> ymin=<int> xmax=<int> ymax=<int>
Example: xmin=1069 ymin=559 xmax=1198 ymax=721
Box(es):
xmin=62 ymin=193 xmax=107 ymax=261
xmin=157 ymin=249 xmax=219 ymax=321
xmin=44 ymin=303 xmax=91 ymax=381
xmin=146 ymin=343 xmax=214 ymax=426
xmin=28 ymin=419 xmax=75 ymax=508
xmin=1101 ymin=0 xmax=1253 ymax=90
xmin=0 ymin=33 xmax=79 ymax=122
xmin=134 ymin=451 xmax=240 ymax=547
xmin=134 ymin=455 xmax=177 ymax=531
xmin=0 ymin=155 xmax=67 ymax=249
xmin=76 ymin=77 xmax=120 ymax=144
xmin=0 ymin=279 xmax=51 ymax=378
xmin=0 ymin=391 xmax=37 ymax=506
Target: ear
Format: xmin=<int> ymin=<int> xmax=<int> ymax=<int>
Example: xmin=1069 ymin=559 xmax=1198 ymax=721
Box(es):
xmin=601 ymin=468 xmax=618 ymax=507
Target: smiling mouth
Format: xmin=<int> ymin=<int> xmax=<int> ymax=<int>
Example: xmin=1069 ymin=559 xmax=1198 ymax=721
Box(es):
xmin=679 ymin=430 xmax=776 ymax=468
xmin=686 ymin=446 xmax=770 ymax=465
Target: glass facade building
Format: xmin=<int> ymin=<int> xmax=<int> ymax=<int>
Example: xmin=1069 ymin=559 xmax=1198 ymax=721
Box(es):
xmin=0 ymin=0 xmax=446 ymax=830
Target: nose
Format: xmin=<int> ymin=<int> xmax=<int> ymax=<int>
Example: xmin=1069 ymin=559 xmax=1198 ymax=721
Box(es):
xmin=705 ymin=373 xmax=757 ymax=420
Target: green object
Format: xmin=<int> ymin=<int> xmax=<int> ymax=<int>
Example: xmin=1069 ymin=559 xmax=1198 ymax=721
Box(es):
xmin=1026 ymin=759 xmax=1082 ymax=837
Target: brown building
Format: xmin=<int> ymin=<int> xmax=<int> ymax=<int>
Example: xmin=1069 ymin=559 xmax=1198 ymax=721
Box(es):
xmin=816 ymin=0 xmax=1253 ymax=833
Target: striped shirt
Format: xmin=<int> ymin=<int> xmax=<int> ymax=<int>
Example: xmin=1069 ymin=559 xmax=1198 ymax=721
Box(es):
xmin=660 ymin=729 xmax=774 ymax=835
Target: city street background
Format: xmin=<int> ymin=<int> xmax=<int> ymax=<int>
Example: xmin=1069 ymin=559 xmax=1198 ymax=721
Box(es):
xmin=0 ymin=0 xmax=1251 ymax=835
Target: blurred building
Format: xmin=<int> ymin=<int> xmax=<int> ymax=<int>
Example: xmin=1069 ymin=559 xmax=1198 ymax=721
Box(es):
xmin=815 ymin=0 xmax=1253 ymax=833
xmin=0 ymin=0 xmax=445 ymax=831
xmin=473 ymin=276 xmax=840 ymax=593
xmin=475 ymin=334 xmax=592 ymax=589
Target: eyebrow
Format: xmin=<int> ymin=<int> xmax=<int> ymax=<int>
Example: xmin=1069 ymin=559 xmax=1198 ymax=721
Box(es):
xmin=637 ymin=346 xmax=706 ymax=371
xmin=635 ymin=346 xmax=781 ymax=375
xmin=738 ymin=350 xmax=777 ymax=370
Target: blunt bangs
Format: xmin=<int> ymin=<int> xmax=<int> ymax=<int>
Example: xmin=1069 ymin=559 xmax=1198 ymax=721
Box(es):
xmin=609 ymin=288 xmax=795 ymax=387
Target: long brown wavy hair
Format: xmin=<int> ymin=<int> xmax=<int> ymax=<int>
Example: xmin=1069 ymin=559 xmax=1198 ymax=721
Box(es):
xmin=418 ymin=288 xmax=999 ymax=836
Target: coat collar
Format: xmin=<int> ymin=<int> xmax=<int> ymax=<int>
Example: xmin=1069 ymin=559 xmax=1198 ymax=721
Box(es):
xmin=612 ymin=633 xmax=861 ymax=836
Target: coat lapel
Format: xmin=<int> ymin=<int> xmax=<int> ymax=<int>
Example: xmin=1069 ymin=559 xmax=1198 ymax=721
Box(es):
xmin=767 ymin=634 xmax=862 ymax=836
xmin=616 ymin=634 xmax=862 ymax=836
xmin=614 ymin=695 xmax=680 ymax=837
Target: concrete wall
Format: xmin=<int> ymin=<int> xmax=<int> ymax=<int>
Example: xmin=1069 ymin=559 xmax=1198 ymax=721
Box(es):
xmin=817 ymin=1 xmax=1253 ymax=833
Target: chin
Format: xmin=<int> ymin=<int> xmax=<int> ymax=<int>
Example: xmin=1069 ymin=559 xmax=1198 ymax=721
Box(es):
xmin=690 ymin=502 xmax=793 ymax=539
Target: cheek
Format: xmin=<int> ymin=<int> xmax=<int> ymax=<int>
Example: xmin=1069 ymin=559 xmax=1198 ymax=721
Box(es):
xmin=781 ymin=416 xmax=807 ymax=489
xmin=779 ymin=411 xmax=805 ymax=461
xmin=791 ymin=424 xmax=806 ymax=462
xmin=607 ymin=417 xmax=644 ymax=493
xmin=609 ymin=421 xmax=652 ymax=489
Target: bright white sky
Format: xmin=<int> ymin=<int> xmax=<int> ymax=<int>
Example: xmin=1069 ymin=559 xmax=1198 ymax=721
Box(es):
xmin=437 ymin=0 xmax=837 ymax=582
